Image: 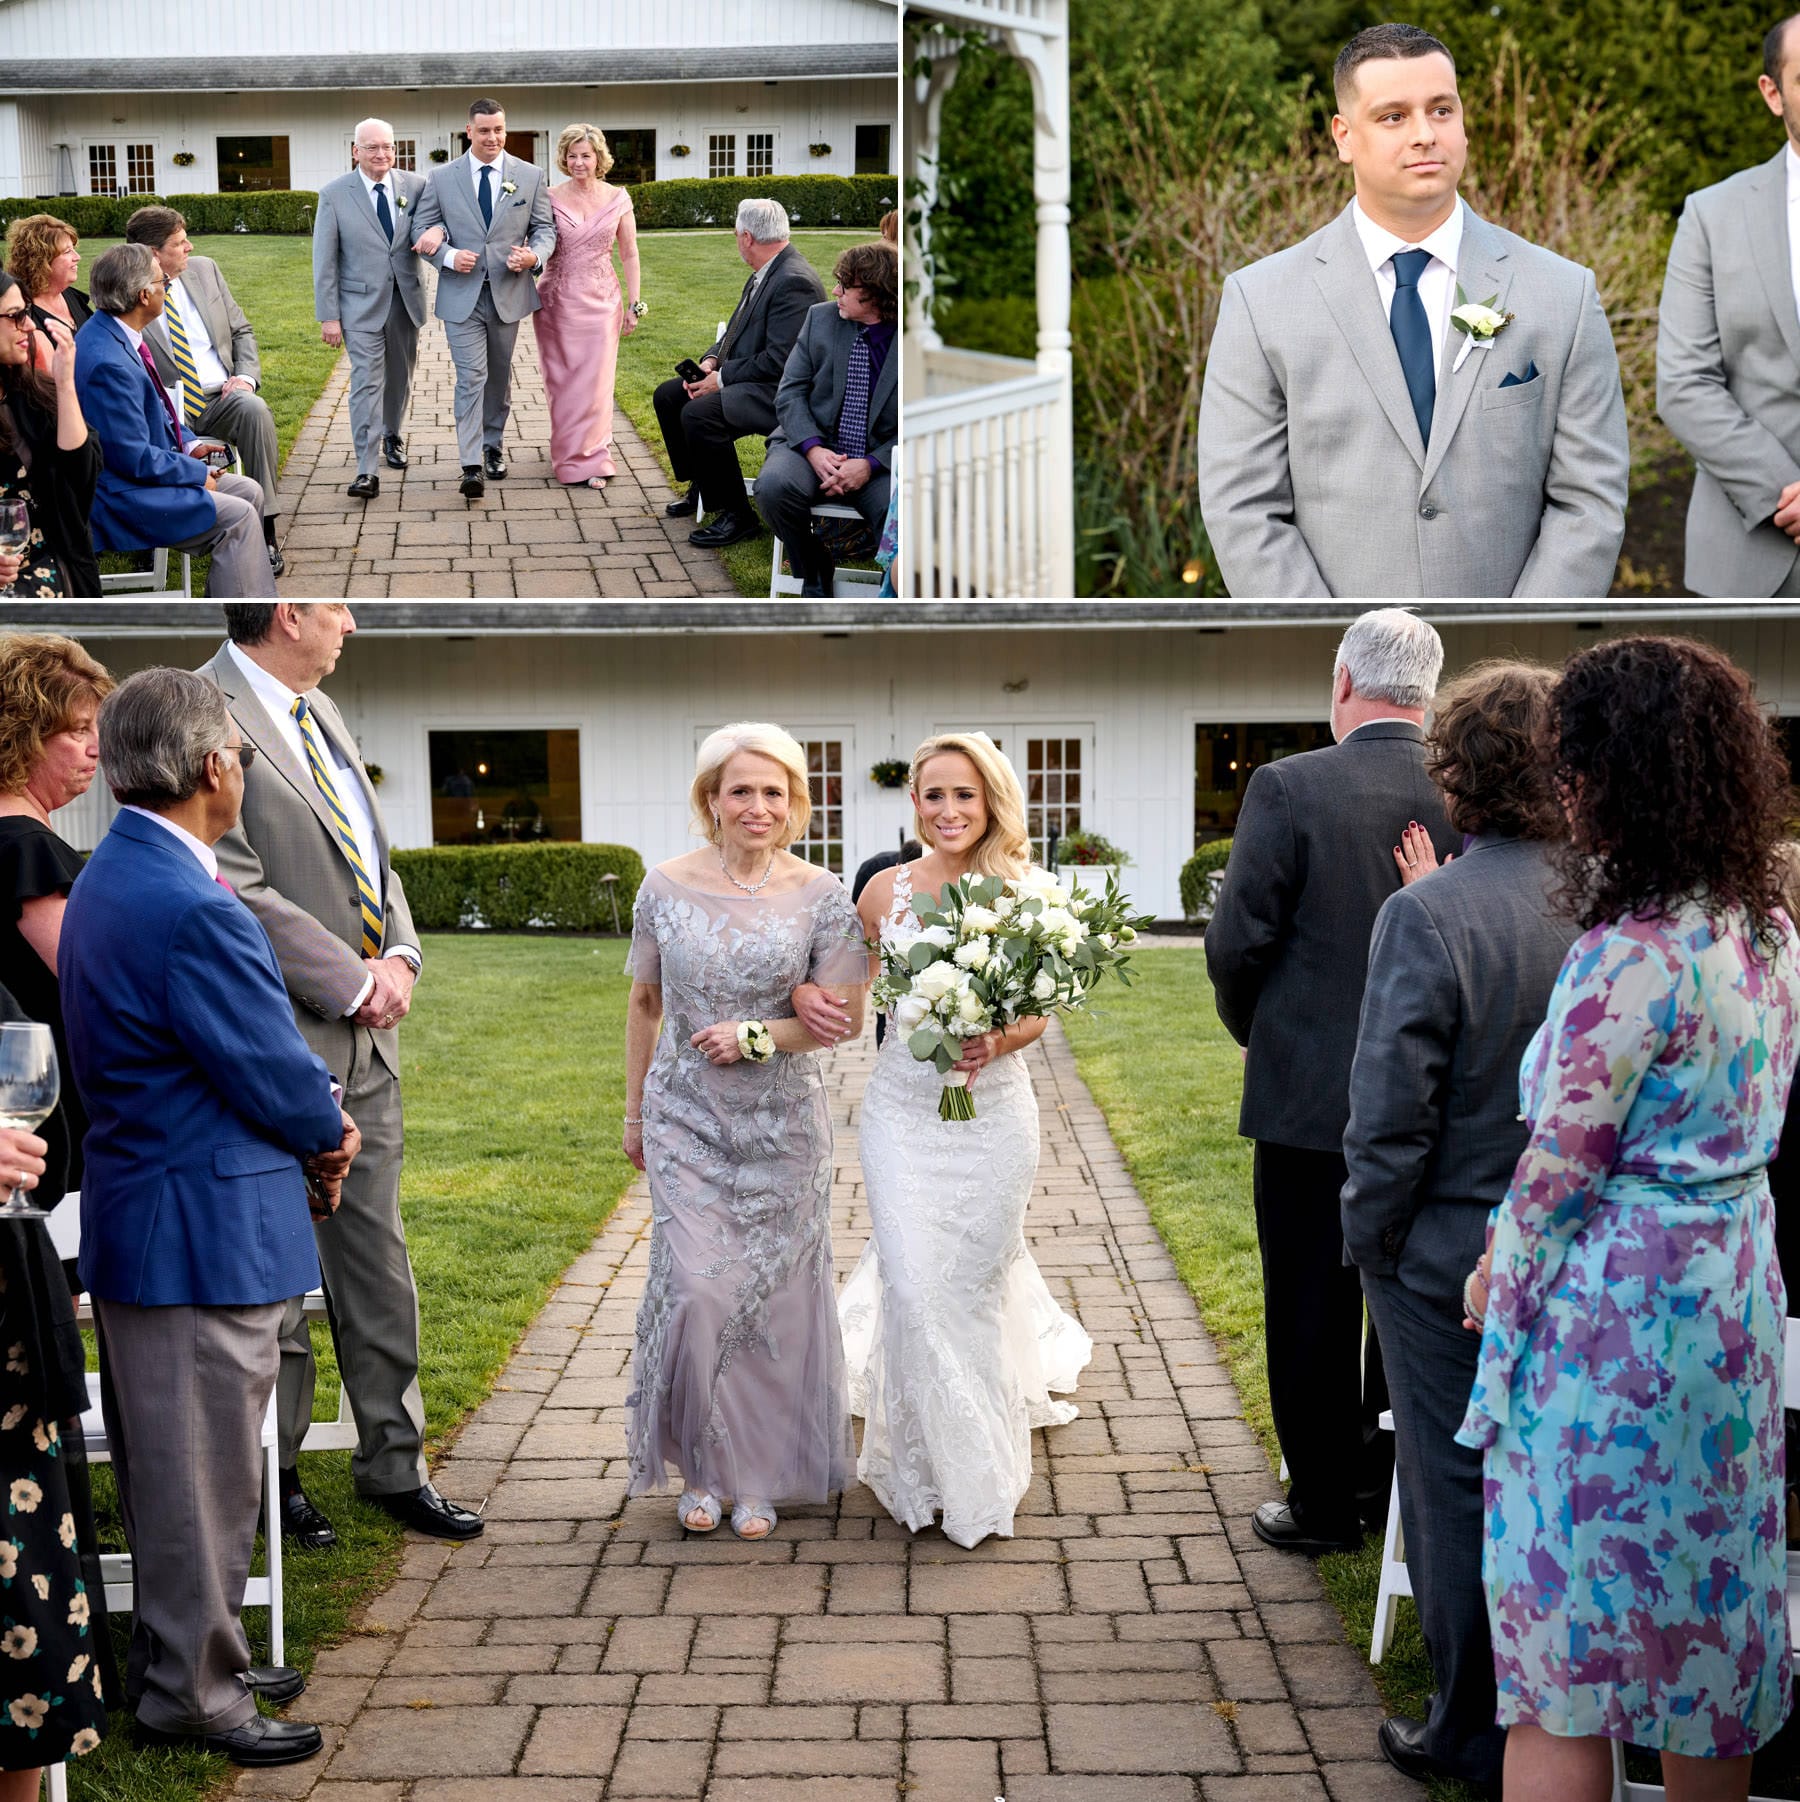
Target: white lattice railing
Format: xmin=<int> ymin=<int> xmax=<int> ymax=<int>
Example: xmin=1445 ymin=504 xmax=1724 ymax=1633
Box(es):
xmin=901 ymin=364 xmax=1069 ymax=598
xmin=910 ymin=0 xmax=1057 ymax=34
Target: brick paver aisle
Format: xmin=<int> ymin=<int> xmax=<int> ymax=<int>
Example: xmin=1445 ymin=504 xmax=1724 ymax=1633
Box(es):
xmin=273 ymin=302 xmax=738 ymax=599
xmin=241 ymin=1025 xmax=1416 ymax=1801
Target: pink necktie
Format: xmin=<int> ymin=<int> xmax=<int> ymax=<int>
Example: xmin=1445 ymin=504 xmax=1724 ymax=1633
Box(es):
xmin=215 ymin=874 xmax=235 ymax=895
xmin=136 ymin=340 xmax=182 ymax=447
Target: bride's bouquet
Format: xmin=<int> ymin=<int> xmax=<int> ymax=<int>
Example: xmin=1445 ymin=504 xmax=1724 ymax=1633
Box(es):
xmin=873 ymin=867 xmax=1155 ymax=1120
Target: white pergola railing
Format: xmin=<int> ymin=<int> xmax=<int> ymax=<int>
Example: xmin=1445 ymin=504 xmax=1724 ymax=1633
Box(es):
xmin=905 ymin=0 xmax=1073 ymax=597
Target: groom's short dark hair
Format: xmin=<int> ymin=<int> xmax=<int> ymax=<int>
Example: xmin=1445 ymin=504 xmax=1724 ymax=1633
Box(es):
xmin=468 ymin=97 xmax=504 ymax=120
xmin=1333 ymin=23 xmax=1455 ymax=107
xmin=1764 ymin=15 xmax=1800 ymax=84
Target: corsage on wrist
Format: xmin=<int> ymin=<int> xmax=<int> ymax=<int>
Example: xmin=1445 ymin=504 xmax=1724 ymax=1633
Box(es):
xmin=737 ymin=1020 xmax=775 ymax=1064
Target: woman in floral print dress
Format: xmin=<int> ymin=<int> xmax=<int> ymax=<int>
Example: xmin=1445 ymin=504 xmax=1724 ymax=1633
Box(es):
xmin=1457 ymin=636 xmax=1800 ymax=1800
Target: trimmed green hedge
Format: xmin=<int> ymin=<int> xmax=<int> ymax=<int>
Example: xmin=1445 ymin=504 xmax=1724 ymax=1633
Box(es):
xmin=1180 ymin=838 xmax=1233 ymax=922
xmin=0 ymin=191 xmax=322 ymax=236
xmin=391 ymin=842 xmax=644 ymax=934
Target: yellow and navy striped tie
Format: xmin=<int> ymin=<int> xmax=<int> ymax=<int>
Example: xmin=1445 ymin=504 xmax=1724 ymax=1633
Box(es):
xmin=292 ymin=696 xmax=383 ymax=956
xmin=160 ymin=288 xmax=205 ymax=427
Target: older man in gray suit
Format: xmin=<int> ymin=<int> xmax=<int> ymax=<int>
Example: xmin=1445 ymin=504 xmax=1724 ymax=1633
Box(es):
xmin=408 ymin=98 xmax=556 ymax=499
xmin=1342 ymin=661 xmax=1577 ymax=1793
xmin=1658 ymin=15 xmax=1800 ymax=596
xmin=313 ymin=118 xmax=427 ymax=501
xmin=1198 ymin=23 xmax=1629 ymax=597
xmin=199 ymin=603 xmax=483 ymax=1549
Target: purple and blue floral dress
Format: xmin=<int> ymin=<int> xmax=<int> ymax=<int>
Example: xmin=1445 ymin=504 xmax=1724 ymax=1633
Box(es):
xmin=1457 ymin=901 xmax=1800 ymax=1757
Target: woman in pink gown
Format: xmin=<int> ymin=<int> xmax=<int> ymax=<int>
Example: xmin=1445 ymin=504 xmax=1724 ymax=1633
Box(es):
xmin=537 ymin=125 xmax=641 ymax=490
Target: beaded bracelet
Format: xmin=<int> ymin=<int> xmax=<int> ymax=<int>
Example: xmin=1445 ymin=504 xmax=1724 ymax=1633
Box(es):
xmin=1462 ymin=1268 xmax=1487 ymax=1325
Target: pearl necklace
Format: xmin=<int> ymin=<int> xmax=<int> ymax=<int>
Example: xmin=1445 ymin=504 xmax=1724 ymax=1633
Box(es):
xmin=718 ymin=845 xmax=775 ymax=896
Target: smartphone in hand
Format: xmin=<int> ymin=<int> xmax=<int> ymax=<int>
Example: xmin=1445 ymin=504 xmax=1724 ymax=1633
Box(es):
xmin=675 ymin=359 xmax=705 ymax=383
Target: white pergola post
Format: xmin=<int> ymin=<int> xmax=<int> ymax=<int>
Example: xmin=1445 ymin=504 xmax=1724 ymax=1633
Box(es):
xmin=905 ymin=36 xmax=961 ymax=386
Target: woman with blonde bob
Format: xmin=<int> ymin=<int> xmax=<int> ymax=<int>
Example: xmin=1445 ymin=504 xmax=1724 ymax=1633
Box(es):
xmin=622 ymin=723 xmax=868 ymax=1540
xmin=833 ymin=732 xmax=1093 ymax=1546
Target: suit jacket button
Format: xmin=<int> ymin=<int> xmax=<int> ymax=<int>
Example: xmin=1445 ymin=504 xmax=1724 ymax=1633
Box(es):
xmin=1418 ymin=503 xmax=1438 ymax=520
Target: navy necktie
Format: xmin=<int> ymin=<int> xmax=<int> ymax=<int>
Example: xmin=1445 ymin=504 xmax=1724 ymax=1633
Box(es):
xmin=836 ymin=329 xmax=872 ymax=459
xmin=1389 ymin=247 xmax=1435 ymax=447
xmin=373 ymin=182 xmax=394 ymax=242
xmin=478 ymin=163 xmax=494 ymax=228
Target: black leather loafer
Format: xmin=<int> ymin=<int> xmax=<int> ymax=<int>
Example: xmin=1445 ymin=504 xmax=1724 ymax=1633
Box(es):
xmin=267 ymin=543 xmax=286 ymax=579
xmin=138 ymin=1714 xmax=323 ymax=1766
xmin=688 ymin=513 xmax=760 ymax=550
xmin=460 ymin=465 xmax=485 ymax=499
xmin=1250 ymin=1500 xmax=1360 ymax=1555
xmin=383 ymin=433 xmax=409 ymax=469
xmin=243 ymin=1665 xmax=306 ymax=1705
xmin=347 ymin=472 xmax=379 ymax=500
xmin=483 ymin=447 xmax=508 ymax=481
xmin=1377 ymin=1715 xmax=1501 ymax=1796
xmin=372 ymin=1481 xmax=485 ymax=1540
xmin=664 ymin=488 xmax=698 ymax=517
xmin=279 ymin=1482 xmax=338 ymax=1552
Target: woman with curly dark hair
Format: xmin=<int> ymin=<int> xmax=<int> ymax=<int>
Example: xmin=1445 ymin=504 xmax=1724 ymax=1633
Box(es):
xmin=1454 ymin=636 xmax=1800 ymax=1802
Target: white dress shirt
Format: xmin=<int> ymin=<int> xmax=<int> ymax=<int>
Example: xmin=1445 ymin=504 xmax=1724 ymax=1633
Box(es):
xmin=1342 ymin=716 xmax=1423 ymax=739
xmin=164 ymin=273 xmax=232 ymax=394
xmin=441 ymin=153 xmax=508 ymax=271
xmin=122 ymin=805 xmax=218 ymax=878
xmin=359 ymin=166 xmax=400 ymax=232
xmin=1351 ymin=197 xmax=1466 ymax=393
xmin=1785 ymin=144 xmax=1800 ymax=329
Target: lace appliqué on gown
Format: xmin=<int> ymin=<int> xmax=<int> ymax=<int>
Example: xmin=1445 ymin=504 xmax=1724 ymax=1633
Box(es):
xmin=839 ymin=862 xmax=1093 ymax=1547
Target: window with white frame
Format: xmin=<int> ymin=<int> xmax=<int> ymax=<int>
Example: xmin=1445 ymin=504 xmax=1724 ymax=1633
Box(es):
xmin=745 ymin=132 xmax=774 ymax=179
xmin=797 ymin=736 xmax=847 ymax=873
xmin=392 ymin=138 xmax=417 ymax=171
xmin=87 ymin=146 xmax=117 ymax=195
xmin=709 ymin=133 xmax=736 ymax=179
xmin=126 ymin=143 xmax=156 ymax=192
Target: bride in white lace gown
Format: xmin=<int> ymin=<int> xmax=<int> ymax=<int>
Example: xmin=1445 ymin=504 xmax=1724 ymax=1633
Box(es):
xmin=834 ymin=734 xmax=1092 ymax=1548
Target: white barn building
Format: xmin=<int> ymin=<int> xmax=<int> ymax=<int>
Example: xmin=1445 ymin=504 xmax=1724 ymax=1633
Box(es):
xmin=0 ymin=0 xmax=898 ymax=200
xmin=9 ymin=601 xmax=1799 ymax=922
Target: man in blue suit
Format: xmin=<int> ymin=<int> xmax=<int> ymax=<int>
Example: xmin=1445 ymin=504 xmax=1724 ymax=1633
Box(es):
xmin=60 ymin=667 xmax=356 ymax=1767
xmin=72 ymin=243 xmax=275 ymax=597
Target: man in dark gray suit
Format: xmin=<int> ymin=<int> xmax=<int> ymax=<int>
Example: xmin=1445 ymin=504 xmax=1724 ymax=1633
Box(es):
xmin=1342 ymin=661 xmax=1576 ymax=1792
xmin=1206 ymin=608 xmax=1457 ymax=1553
xmin=655 ymin=198 xmax=825 ymax=547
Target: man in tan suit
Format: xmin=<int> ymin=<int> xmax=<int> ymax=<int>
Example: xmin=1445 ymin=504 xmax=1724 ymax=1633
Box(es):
xmin=201 ymin=603 xmax=483 ymax=1546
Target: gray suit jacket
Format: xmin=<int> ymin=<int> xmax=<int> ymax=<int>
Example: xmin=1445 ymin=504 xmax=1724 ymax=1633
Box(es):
xmin=1198 ymin=202 xmax=1629 ymax=597
xmin=1341 ymin=835 xmax=1578 ymax=1305
xmin=142 ymin=254 xmax=262 ymax=393
xmin=407 ymin=152 xmax=556 ymax=325
xmin=198 ymin=643 xmax=416 ymax=1082
xmin=1205 ymin=721 xmax=1458 ymax=1152
xmin=770 ymin=301 xmax=898 ymax=469
xmin=313 ymin=167 xmax=428 ymax=332
xmin=706 ymin=243 xmax=826 ymax=402
xmin=1658 ymin=149 xmax=1800 ymax=596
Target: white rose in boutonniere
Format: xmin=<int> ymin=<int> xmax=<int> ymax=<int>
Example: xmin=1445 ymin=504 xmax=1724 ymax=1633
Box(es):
xmin=501 ymin=180 xmax=518 ymax=197
xmin=1451 ymin=283 xmax=1515 ymax=373
xmin=395 ymin=195 xmax=409 ymax=212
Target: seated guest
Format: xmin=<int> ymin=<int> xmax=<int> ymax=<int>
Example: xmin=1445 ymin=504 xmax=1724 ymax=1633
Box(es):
xmin=59 ymin=667 xmax=358 ymax=1768
xmin=879 ymin=209 xmax=898 ymax=247
xmin=653 ymin=198 xmax=824 ymax=545
xmin=0 ymin=274 xmax=101 ymax=596
xmin=73 ymin=245 xmax=275 ymax=599
xmin=4 ymin=214 xmax=90 ymax=374
xmin=753 ymin=242 xmax=897 ymax=597
xmin=1340 ymin=662 xmax=1575 ymax=1793
xmin=126 ymin=207 xmax=285 ymax=579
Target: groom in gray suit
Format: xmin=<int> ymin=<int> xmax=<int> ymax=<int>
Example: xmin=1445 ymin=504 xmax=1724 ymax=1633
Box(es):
xmin=313 ymin=119 xmax=427 ymax=501
xmin=408 ymin=98 xmax=556 ymax=498
xmin=1198 ymin=22 xmax=1629 ymax=597
xmin=1658 ymin=14 xmax=1800 ymax=595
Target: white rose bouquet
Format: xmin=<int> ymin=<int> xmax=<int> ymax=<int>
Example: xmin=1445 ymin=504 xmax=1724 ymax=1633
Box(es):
xmin=872 ymin=867 xmax=1153 ymax=1120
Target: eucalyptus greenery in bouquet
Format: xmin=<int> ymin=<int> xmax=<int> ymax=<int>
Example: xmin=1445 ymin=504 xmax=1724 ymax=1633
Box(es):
xmin=872 ymin=866 xmax=1154 ymax=1120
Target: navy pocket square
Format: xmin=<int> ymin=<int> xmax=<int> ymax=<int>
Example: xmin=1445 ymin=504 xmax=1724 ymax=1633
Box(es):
xmin=1498 ymin=362 xmax=1539 ymax=389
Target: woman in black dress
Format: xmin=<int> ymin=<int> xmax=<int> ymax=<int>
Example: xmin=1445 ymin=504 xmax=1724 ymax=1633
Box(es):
xmin=3 ymin=215 xmax=89 ymax=371
xmin=0 ymin=272 xmax=100 ymax=599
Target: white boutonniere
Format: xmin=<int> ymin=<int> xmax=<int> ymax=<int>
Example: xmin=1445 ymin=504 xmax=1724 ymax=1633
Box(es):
xmin=501 ymin=180 xmax=518 ymax=197
xmin=395 ymin=195 xmax=408 ymax=212
xmin=1450 ymin=284 xmax=1514 ymax=373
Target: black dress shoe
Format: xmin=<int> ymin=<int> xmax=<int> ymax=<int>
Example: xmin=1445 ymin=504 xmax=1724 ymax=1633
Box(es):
xmin=1377 ymin=1715 xmax=1499 ymax=1794
xmin=372 ymin=1481 xmax=484 ymax=1540
xmin=243 ymin=1665 xmax=306 ymax=1704
xmin=267 ymin=543 xmax=286 ymax=579
xmin=383 ymin=433 xmax=409 ymax=470
xmin=138 ymin=1713 xmax=323 ymax=1766
xmin=279 ymin=1481 xmax=339 ymax=1552
xmin=347 ymin=472 xmax=379 ymax=500
xmin=688 ymin=513 xmax=760 ymax=550
xmin=1250 ymin=1500 xmax=1360 ymax=1555
xmin=460 ymin=465 xmax=485 ymax=499
xmin=664 ymin=488 xmax=698 ymax=517
xmin=483 ymin=447 xmax=508 ymax=481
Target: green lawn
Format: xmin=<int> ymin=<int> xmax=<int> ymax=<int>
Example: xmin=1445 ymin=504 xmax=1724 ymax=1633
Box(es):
xmin=69 ymin=934 xmax=638 ymax=1802
xmin=80 ymin=228 xmax=871 ymax=598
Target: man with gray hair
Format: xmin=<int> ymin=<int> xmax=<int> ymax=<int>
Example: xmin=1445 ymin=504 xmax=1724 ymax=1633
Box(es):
xmin=1206 ymin=608 xmax=1459 ymax=1554
xmin=313 ymin=119 xmax=428 ymax=500
xmin=72 ymin=245 xmax=276 ymax=596
xmin=60 ymin=666 xmax=358 ymax=1764
xmin=652 ymin=196 xmax=825 ymax=546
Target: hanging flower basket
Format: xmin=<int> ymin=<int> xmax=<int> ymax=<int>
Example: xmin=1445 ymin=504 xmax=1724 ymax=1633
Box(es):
xmin=364 ymin=763 xmax=385 ymax=788
xmin=670 ymin=144 xmax=692 ymax=158
xmin=869 ymin=759 xmax=910 ymax=789
xmin=171 ymin=151 xmax=197 ymax=168
xmin=809 ymin=143 xmax=832 ymax=157
xmin=429 ymin=147 xmax=450 ymax=164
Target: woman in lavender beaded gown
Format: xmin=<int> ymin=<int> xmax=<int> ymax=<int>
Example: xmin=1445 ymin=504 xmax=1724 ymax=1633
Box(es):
xmin=536 ymin=125 xmax=640 ymax=490
xmin=622 ymin=724 xmax=868 ymax=1541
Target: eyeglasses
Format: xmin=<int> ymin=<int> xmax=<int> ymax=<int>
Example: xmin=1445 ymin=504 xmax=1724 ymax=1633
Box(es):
xmin=220 ymin=742 xmax=257 ymax=770
xmin=0 ymin=307 xmax=32 ymax=328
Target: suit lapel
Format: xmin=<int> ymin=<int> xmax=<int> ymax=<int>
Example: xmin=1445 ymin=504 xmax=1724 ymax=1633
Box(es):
xmin=1312 ymin=205 xmax=1426 ymax=469
xmin=1747 ymin=149 xmax=1800 ymax=373
xmin=209 ymin=649 xmax=345 ymax=851
xmin=1421 ymin=206 xmax=1513 ymax=487
xmin=187 ymin=264 xmax=233 ymax=375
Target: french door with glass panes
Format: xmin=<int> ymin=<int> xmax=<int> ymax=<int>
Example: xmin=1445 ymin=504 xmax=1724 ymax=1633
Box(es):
xmin=931 ymin=724 xmax=1093 ymax=867
xmin=87 ymin=140 xmax=157 ymax=196
xmin=695 ymin=727 xmax=854 ymax=876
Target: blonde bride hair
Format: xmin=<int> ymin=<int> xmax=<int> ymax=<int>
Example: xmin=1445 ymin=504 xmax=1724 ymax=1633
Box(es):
xmin=909 ymin=733 xmax=1031 ymax=879
xmin=690 ymin=722 xmax=811 ymax=847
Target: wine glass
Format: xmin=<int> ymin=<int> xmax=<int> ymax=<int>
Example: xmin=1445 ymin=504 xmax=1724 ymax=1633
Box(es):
xmin=0 ymin=501 xmax=29 ymax=600
xmin=0 ymin=1022 xmax=58 ymax=1221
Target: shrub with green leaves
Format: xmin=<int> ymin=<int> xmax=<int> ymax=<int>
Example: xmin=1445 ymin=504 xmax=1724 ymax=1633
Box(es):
xmin=1180 ymin=838 xmax=1233 ymax=921
xmin=391 ymin=842 xmax=644 ymax=933
xmin=628 ymin=174 xmax=895 ymax=230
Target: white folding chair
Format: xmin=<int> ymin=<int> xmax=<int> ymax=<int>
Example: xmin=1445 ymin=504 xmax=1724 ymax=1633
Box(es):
xmin=43 ymin=1758 xmax=66 ymax=1798
xmin=768 ymin=501 xmax=884 ymax=598
xmin=1370 ymin=1409 xmax=1411 ymax=1664
xmin=296 ymin=1288 xmax=358 ymax=1454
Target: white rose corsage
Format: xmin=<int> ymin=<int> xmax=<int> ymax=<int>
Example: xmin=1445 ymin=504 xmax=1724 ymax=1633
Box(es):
xmin=736 ymin=1020 xmax=774 ymax=1064
xmin=1450 ymin=284 xmax=1515 ymax=374
xmin=395 ymin=195 xmax=409 ymax=211
xmin=501 ymin=180 xmax=519 ymax=196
